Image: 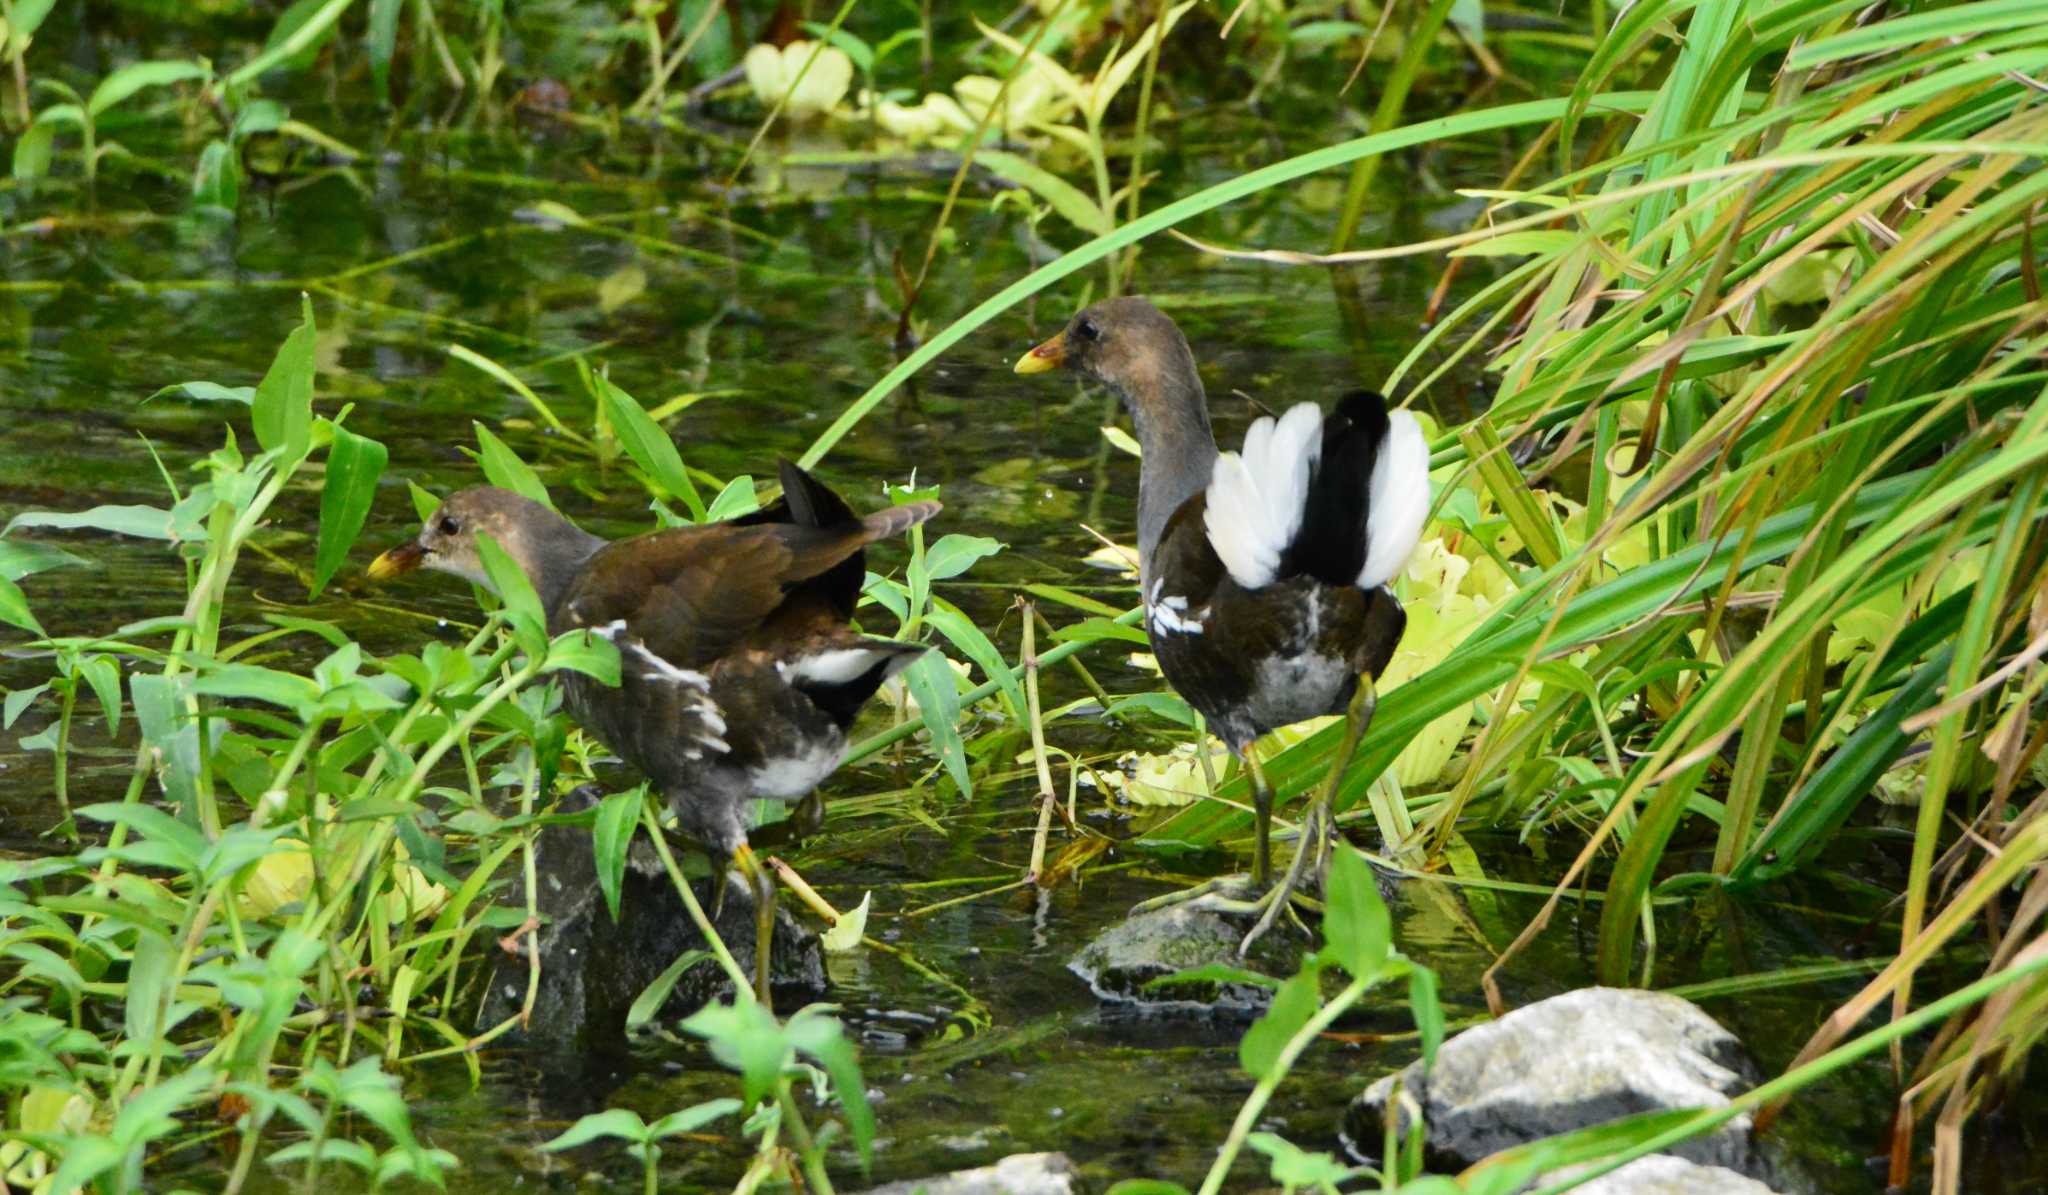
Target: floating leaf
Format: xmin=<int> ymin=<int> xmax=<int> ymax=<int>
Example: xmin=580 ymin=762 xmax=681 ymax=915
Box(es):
xmin=821 ymin=892 xmax=870 ymax=952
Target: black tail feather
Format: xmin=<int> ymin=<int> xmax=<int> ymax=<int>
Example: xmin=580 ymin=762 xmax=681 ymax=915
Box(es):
xmin=1281 ymin=390 xmax=1390 ymax=589
xmin=745 ymin=459 xmax=864 ymax=617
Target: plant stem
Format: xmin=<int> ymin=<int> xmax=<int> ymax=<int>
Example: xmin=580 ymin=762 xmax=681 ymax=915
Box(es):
xmin=1197 ymin=974 xmax=1372 ymax=1195
xmin=642 ymin=801 xmax=757 ymax=998
xmin=777 ymin=1083 xmax=836 ymax=1195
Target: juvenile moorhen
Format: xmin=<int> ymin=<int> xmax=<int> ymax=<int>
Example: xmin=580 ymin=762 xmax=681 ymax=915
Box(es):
xmin=1015 ymin=298 xmax=1427 ymax=950
xmin=368 ymin=461 xmax=940 ymax=1001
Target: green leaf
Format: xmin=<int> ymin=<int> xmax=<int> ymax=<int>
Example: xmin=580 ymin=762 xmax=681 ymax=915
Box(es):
xmin=545 ymin=627 xmax=621 ymax=686
xmin=311 ymin=424 xmax=388 ymax=598
xmin=592 ymin=789 xmax=641 ymax=923
xmin=704 ymin=475 xmax=760 ymax=522
xmin=253 ymin=300 xmax=316 ymax=464
xmin=470 ymin=423 xmax=551 ymax=508
xmin=474 ymin=533 xmax=546 ymax=655
xmin=0 ymin=575 xmax=41 ymax=634
xmin=543 ymin=1107 xmax=648 ymax=1151
xmin=627 ymin=949 xmax=712 ymax=1029
xmin=785 ymin=1007 xmax=875 ymax=1169
xmin=1239 ymin=970 xmax=1317 ymax=1081
xmin=1323 ymin=847 xmax=1391 ymax=980
xmin=799 ymin=22 xmax=872 ymax=72
xmin=1408 ymin=965 xmax=1443 ymax=1070
xmin=648 ymin=1097 xmax=743 ymax=1140
xmin=681 ymin=999 xmax=790 ymax=1110
xmin=192 ymin=138 xmax=239 ymax=210
xmin=148 ymin=381 xmax=255 ymax=404
xmin=1448 ymin=0 xmax=1484 ymax=43
xmin=9 ymin=0 xmax=56 ymax=38
xmin=76 ymin=655 xmax=122 ymax=735
xmin=11 ymin=118 xmax=55 ymax=180
xmin=903 ymin=651 xmax=970 ymax=797
xmin=88 ymin=60 xmax=208 ymax=117
xmin=4 ymin=504 xmax=194 ymax=542
xmin=924 ymin=604 xmax=1025 ymax=719
xmin=232 ymin=99 xmax=288 ymax=139
xmin=920 ymin=534 xmax=1003 ymax=582
xmin=977 ymin=150 xmax=1112 ymax=236
xmin=1246 ymin=1132 xmax=1356 ymax=1188
xmin=262 ymin=0 xmax=340 ymax=72
xmin=595 ymin=376 xmax=703 ymax=519
xmin=368 ymin=0 xmax=404 ymax=100
xmin=76 ymin=802 xmax=207 ymax=872
xmin=4 ymin=683 xmax=49 ymax=729
xmin=821 ymin=892 xmax=870 ymax=952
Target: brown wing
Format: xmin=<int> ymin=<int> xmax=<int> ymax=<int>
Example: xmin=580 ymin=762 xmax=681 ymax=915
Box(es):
xmin=554 ymin=522 xmax=871 ymax=670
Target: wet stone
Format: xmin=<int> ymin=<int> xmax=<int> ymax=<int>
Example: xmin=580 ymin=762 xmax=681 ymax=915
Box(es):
xmin=1067 ymin=902 xmax=1301 ymax=1014
xmin=1346 ymin=988 xmax=1794 ymax=1190
xmin=849 ymin=1152 xmax=1080 ymax=1195
xmin=476 ymin=789 xmax=824 ymax=1049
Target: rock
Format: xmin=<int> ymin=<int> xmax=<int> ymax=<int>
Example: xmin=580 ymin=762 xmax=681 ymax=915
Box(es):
xmin=475 ymin=790 xmax=824 ymax=1048
xmin=1347 ymin=988 xmax=1771 ymax=1181
xmin=850 ymin=1152 xmax=1080 ymax=1195
xmin=1543 ymin=1155 xmax=1783 ymax=1194
xmin=1067 ymin=902 xmax=1300 ymax=1013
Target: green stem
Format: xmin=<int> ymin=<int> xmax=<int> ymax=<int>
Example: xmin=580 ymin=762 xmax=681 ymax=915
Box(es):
xmin=1329 ymin=0 xmax=1460 ymax=252
xmin=1197 ymin=974 xmax=1373 ymax=1195
xmin=777 ymin=1082 xmax=836 ymax=1195
xmin=642 ymin=801 xmax=756 ymax=998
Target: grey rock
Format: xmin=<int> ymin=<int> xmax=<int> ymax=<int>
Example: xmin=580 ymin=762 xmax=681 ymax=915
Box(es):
xmin=851 ymin=1152 xmax=1080 ymax=1195
xmin=1543 ymin=1155 xmax=1783 ymax=1194
xmin=1349 ymin=988 xmax=1766 ymax=1178
xmin=475 ymin=790 xmax=824 ymax=1048
xmin=1067 ymin=903 xmax=1299 ymax=1012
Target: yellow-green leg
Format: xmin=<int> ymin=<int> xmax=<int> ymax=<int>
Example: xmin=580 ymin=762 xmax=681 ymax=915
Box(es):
xmin=1130 ymin=741 xmax=1274 ymax=915
xmin=1246 ymin=744 xmax=1275 ymax=888
xmin=732 ymin=844 xmax=776 ymax=1005
xmin=1238 ymin=677 xmax=1378 ymax=956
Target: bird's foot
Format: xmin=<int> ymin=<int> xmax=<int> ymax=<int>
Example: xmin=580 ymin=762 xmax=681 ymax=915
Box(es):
xmin=1129 ymin=873 xmax=1261 ymax=916
xmin=1237 ymin=803 xmax=1332 ymax=956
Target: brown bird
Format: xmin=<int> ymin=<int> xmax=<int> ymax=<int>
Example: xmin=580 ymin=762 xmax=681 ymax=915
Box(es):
xmin=369 ymin=461 xmax=940 ymax=1001
xmin=1015 ymin=298 xmax=1427 ymax=950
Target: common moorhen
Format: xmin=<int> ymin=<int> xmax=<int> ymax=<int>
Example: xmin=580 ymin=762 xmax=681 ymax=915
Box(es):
xmin=1015 ymin=297 xmax=1427 ymax=949
xmin=368 ymin=461 xmax=941 ymax=1000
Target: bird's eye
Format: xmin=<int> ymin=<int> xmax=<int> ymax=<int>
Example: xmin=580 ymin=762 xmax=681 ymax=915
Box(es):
xmin=437 ymin=516 xmax=460 ymax=536
xmin=1073 ymin=315 xmax=1100 ymax=342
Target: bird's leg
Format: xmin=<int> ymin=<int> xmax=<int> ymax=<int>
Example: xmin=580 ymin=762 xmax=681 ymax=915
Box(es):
xmin=1247 ymin=744 xmax=1274 ymax=888
xmin=731 ymin=844 xmax=777 ymax=1006
xmin=1238 ymin=677 xmax=1377 ymax=957
xmin=1129 ymin=742 xmax=1278 ymax=915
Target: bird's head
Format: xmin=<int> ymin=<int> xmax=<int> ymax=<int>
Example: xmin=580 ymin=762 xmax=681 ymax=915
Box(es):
xmin=1014 ymin=296 xmax=1204 ymax=429
xmin=367 ymin=486 xmax=558 ymax=595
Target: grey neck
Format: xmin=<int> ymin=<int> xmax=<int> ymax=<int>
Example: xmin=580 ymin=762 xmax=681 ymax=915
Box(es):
xmin=1125 ymin=366 xmax=1217 ymax=575
xmin=527 ymin=518 xmax=608 ymax=616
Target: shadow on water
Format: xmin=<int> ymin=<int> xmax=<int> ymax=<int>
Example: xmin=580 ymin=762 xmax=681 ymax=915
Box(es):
xmin=4 ymin=75 xmax=2043 ymax=1194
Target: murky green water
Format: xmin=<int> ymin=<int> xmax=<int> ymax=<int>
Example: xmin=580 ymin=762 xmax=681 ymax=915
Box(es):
xmin=4 ymin=54 xmax=2043 ymax=1194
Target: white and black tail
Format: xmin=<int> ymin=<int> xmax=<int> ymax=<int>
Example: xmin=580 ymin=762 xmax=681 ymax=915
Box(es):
xmin=1279 ymin=391 xmax=1429 ymax=591
xmin=784 ymin=638 xmax=928 ymax=729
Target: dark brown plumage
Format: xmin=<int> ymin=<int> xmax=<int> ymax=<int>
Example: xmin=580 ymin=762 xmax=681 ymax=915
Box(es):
xmin=1016 ymin=298 xmax=1428 ymax=949
xmin=370 ymin=461 xmax=939 ymax=1000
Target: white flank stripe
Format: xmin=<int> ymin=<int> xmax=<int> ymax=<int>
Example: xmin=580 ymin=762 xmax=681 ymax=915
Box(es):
xmin=1357 ymin=409 xmax=1430 ymax=588
xmin=1204 ymin=401 xmax=1323 ymax=589
xmin=784 ymin=647 xmax=884 ymax=686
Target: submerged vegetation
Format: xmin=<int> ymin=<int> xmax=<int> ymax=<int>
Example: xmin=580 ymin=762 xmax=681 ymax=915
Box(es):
xmin=4 ymin=0 xmax=2048 ymax=1192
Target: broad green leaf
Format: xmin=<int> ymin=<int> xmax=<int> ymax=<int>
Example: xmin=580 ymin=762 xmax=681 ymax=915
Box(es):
xmin=1246 ymin=1133 xmax=1355 ymax=1188
xmin=681 ymin=999 xmax=790 ymax=1109
xmin=920 ymin=534 xmax=1003 ymax=583
xmin=311 ymin=424 xmax=388 ymax=597
xmin=87 ymin=60 xmax=207 ymax=117
xmin=799 ymin=22 xmax=873 ymax=73
xmin=3 ymin=504 xmax=193 ymax=542
xmin=903 ymin=651 xmax=970 ymax=797
xmin=542 ymin=1108 xmax=647 ymax=1151
xmin=469 ymin=423 xmax=551 ymax=508
xmin=474 ymin=533 xmax=546 ymax=655
xmin=11 ymin=118 xmax=54 ymax=180
xmin=648 ymin=1098 xmax=743 ymax=1140
xmin=627 ymin=949 xmax=712 ymax=1029
xmin=596 ymin=376 xmax=703 ymax=519
xmin=1238 ymin=969 xmax=1317 ymax=1081
xmin=1409 ymin=965 xmax=1444 ymax=1069
xmin=262 ymin=0 xmax=340 ymax=72
xmin=1449 ymin=0 xmax=1485 ymax=43
xmin=0 ymin=575 xmax=41 ymax=634
xmin=147 ymin=381 xmax=254 ymax=405
xmin=704 ymin=475 xmax=759 ymax=522
xmin=924 ymin=604 xmax=1024 ymax=719
xmin=368 ymin=0 xmax=404 ymax=99
xmin=545 ymin=628 xmax=621 ymax=686
xmin=192 ymin=138 xmax=238 ymax=210
xmin=76 ymin=655 xmax=121 ymax=735
xmin=232 ymin=99 xmax=288 ymax=140
xmin=8 ymin=0 xmax=56 ymax=38
xmin=592 ymin=789 xmax=641 ymax=923
xmin=1322 ymin=847 xmax=1390 ymax=979
xmin=821 ymin=892 xmax=870 ymax=952
xmin=977 ymin=150 xmax=1111 ymax=236
xmin=253 ymin=300 xmax=316 ymax=464
xmin=785 ymin=1008 xmax=875 ymax=1168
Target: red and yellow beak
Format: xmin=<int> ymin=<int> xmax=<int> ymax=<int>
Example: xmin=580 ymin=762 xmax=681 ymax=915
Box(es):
xmin=366 ymin=540 xmax=426 ymax=581
xmin=1014 ymin=330 xmax=1068 ymax=375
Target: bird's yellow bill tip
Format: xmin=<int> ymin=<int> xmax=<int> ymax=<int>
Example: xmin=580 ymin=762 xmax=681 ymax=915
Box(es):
xmin=1014 ymin=332 xmax=1067 ymax=375
xmin=366 ymin=541 xmax=425 ymax=581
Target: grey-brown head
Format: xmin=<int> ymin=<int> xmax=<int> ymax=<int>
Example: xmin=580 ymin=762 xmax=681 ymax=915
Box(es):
xmin=1014 ymin=296 xmax=1208 ymax=433
xmin=367 ymin=486 xmax=599 ymax=609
